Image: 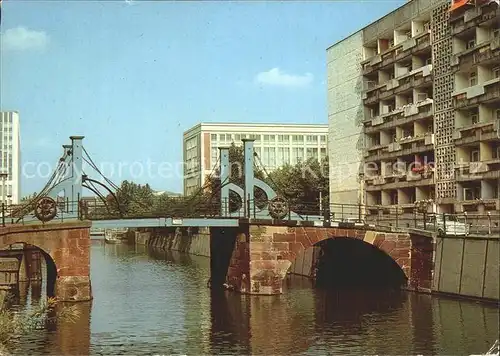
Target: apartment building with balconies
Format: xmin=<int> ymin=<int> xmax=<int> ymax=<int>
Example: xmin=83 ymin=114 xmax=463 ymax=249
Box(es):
xmin=449 ymin=0 xmax=500 ymax=214
xmin=359 ymin=0 xmax=440 ymax=217
xmin=328 ymin=0 xmax=499 ymax=218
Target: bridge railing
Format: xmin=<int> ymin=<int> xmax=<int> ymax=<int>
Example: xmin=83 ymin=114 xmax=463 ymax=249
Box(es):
xmin=1 ymin=199 xmax=83 ymax=226
xmin=2 ymin=198 xmax=499 ymax=236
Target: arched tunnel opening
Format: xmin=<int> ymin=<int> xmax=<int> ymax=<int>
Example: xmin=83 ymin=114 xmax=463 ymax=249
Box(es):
xmin=313 ymin=238 xmax=407 ymax=290
xmin=0 ymin=243 xmax=58 ymax=306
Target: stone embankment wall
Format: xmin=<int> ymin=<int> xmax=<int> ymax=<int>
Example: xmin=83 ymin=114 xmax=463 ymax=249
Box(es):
xmin=133 ymin=227 xmax=211 ymax=257
xmin=432 ymin=234 xmax=499 ymax=301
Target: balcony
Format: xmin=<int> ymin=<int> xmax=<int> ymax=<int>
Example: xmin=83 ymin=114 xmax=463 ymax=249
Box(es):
xmin=450 ymin=2 xmax=499 ymax=35
xmin=361 ymin=32 xmax=431 ymax=76
xmin=455 ymin=160 xmax=500 ymax=181
xmin=363 ymin=65 xmax=433 ymax=103
xmin=452 ymin=79 xmax=500 ymax=109
xmin=364 ymin=100 xmax=433 ymax=133
xmin=365 ymin=136 xmax=434 ymax=162
xmin=453 ymin=120 xmax=500 ymax=145
xmin=450 ymin=37 xmax=500 ymax=71
xmin=365 ymin=172 xmax=434 ymax=191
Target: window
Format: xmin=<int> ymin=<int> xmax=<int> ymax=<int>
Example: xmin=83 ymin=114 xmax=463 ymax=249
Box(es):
xmin=283 ymin=148 xmax=290 ymax=164
xmin=320 ymin=147 xmax=327 ymax=158
xmin=211 ymin=147 xmax=218 ymax=168
xmin=269 ymin=135 xmax=275 ymax=142
xmin=292 ymin=135 xmax=303 ymax=143
xmin=471 ymin=114 xmax=479 ymax=125
xmin=492 ymin=29 xmax=500 ymax=39
xmin=320 ymin=135 xmax=326 ymax=143
xmin=469 ymin=72 xmax=477 ymax=86
xmin=234 ymin=134 xmax=241 ymax=142
xmin=211 ymin=134 xmax=217 ymax=141
xmin=493 ymin=67 xmax=500 ymax=79
xmin=306 ymin=135 xmax=317 ymax=143
xmin=269 ymin=147 xmax=276 ymax=167
xmin=463 ymin=186 xmax=481 ymax=200
xmin=470 ymin=150 xmax=480 ymax=162
xmin=466 ymin=39 xmax=476 ymax=49
xmin=263 ymin=147 xmax=270 ymax=167
xmin=263 ymin=135 xmax=270 ymax=142
xmin=306 ymin=148 xmax=315 ymax=159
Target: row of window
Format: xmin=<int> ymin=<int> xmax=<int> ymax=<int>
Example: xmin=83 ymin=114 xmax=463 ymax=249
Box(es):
xmin=211 ymin=146 xmax=327 ymax=168
xmin=211 ymin=133 xmax=327 ymax=144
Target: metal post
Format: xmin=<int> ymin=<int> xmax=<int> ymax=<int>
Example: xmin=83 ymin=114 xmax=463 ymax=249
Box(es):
xmin=219 ymin=147 xmax=230 ymax=216
xmin=319 ymin=191 xmax=323 ymax=217
xmin=1 ymin=203 xmax=5 ymax=227
xmin=247 ymin=194 xmax=251 ymax=219
xmin=442 ymin=213 xmax=447 ymax=235
xmin=341 ymin=204 xmax=344 ymax=222
xmin=242 ymin=139 xmax=255 ymax=218
xmin=69 ymin=136 xmax=84 ymax=204
xmin=487 ymin=212 xmax=491 ymax=235
xmin=77 ymin=193 xmax=81 ymax=220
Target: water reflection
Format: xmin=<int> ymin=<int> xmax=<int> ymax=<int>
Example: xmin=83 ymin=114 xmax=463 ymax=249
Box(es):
xmin=6 ymin=243 xmax=499 ymax=355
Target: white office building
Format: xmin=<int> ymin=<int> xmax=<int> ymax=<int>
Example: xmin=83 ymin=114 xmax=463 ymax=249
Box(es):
xmin=183 ymin=122 xmax=329 ymax=196
xmin=0 ymin=111 xmax=21 ymax=205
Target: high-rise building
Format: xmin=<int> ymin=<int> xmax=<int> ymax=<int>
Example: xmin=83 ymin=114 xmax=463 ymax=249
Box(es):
xmin=0 ymin=111 xmax=21 ymax=205
xmin=327 ymin=0 xmax=499 ymax=216
xmin=182 ymin=123 xmax=329 ymax=196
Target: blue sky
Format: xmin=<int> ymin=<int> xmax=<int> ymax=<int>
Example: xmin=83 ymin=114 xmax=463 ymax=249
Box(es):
xmin=1 ymin=0 xmax=405 ymax=196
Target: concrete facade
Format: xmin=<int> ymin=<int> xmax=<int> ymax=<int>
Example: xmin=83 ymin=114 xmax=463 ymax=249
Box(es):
xmin=0 ymin=111 xmax=21 ymax=205
xmin=327 ymin=32 xmax=365 ymax=206
xmin=326 ymin=0 xmax=500 ymax=219
xmin=0 ymin=221 xmax=92 ymax=302
xmin=136 ymin=227 xmax=211 ymax=257
xmin=433 ymin=234 xmax=499 ymax=300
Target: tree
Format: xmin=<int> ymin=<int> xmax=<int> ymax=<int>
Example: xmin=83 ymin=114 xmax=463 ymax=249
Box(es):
xmin=106 ymin=180 xmax=155 ymax=217
xmin=266 ymin=157 xmax=329 ymax=216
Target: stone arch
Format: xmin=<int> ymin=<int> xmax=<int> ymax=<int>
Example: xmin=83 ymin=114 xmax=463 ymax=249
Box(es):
xmin=0 ymin=222 xmax=93 ymax=301
xmin=312 ymin=238 xmax=408 ymax=288
xmin=270 ymin=226 xmax=411 ymax=281
xmin=0 ymin=241 xmax=58 ymax=298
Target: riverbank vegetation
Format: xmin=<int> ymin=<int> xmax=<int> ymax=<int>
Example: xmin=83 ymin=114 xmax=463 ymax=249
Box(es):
xmin=89 ymin=143 xmax=329 ymax=218
xmin=0 ymin=294 xmax=80 ymax=355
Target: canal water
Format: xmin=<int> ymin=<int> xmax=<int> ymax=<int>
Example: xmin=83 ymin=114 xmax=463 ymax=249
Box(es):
xmin=7 ymin=241 xmax=500 ymax=355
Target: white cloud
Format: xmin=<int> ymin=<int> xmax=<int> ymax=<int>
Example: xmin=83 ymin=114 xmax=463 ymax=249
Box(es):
xmin=255 ymin=68 xmax=313 ymax=88
xmin=1 ymin=26 xmax=49 ymax=52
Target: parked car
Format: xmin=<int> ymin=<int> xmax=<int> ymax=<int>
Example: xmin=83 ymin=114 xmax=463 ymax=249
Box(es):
xmin=419 ymin=214 xmax=469 ymax=236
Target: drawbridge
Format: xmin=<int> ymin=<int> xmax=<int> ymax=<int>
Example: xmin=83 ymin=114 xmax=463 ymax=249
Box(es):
xmin=6 ymin=136 xmax=324 ymax=229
